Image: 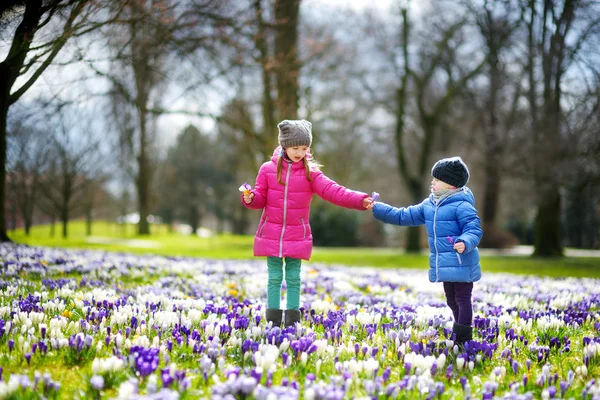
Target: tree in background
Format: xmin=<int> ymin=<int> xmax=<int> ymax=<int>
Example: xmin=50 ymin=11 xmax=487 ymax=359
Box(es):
xmin=464 ymin=0 xmax=521 ymax=247
xmin=164 ymin=125 xmax=229 ymax=234
xmin=0 ymin=0 xmax=111 ymax=242
xmin=221 ymin=0 xmax=302 ymax=162
xmin=274 ymin=0 xmax=300 ymax=120
xmin=37 ymin=124 xmax=103 ymax=238
xmin=362 ymin=3 xmax=486 ymax=252
xmin=101 ymin=0 xmax=173 ymax=236
xmin=6 ymin=120 xmax=50 ymax=235
xmin=521 ymin=0 xmax=600 ymax=256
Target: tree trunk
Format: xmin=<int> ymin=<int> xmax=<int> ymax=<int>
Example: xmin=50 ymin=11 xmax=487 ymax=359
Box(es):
xmin=86 ymin=209 xmax=92 ymax=236
xmin=25 ymin=217 xmax=32 ymax=236
xmin=255 ymin=0 xmax=278 ymax=160
xmin=189 ymin=206 xmax=199 ymax=235
xmin=482 ymin=51 xmax=501 ymax=230
xmin=533 ymin=188 xmax=562 ymax=256
xmin=0 ymin=82 xmax=11 ymax=242
xmin=274 ymin=0 xmax=300 ymax=120
xmin=137 ymin=109 xmax=150 ymax=235
xmin=50 ymin=216 xmax=55 ymax=237
xmin=61 ymin=209 xmax=68 ymax=238
xmin=405 ymin=180 xmax=424 ymax=253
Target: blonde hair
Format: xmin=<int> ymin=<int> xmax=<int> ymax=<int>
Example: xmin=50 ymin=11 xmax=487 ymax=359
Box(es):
xmin=276 ymin=150 xmax=322 ymax=185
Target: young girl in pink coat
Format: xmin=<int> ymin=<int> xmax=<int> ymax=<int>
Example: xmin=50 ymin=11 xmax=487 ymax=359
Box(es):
xmin=242 ymin=120 xmax=373 ymax=328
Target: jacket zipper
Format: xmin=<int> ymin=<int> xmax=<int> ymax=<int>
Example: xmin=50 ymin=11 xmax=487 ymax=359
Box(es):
xmin=433 ymin=205 xmax=440 ymax=282
xmin=279 ymin=163 xmax=292 ymax=258
xmin=300 ymin=218 xmax=306 ymax=239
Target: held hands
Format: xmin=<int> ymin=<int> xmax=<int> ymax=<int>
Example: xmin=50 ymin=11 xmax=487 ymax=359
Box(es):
xmin=364 ymin=191 xmax=379 ymax=210
xmin=453 ymin=242 xmax=466 ymax=254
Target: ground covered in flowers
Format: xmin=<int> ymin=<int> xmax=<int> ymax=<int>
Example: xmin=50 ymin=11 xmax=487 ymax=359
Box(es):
xmin=0 ymin=243 xmax=599 ymax=399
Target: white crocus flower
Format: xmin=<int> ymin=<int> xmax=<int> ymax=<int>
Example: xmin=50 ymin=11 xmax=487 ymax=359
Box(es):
xmin=456 ymin=357 xmax=465 ymax=371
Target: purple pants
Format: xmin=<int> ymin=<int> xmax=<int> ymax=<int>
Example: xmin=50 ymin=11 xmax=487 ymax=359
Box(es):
xmin=443 ymin=282 xmax=473 ymax=326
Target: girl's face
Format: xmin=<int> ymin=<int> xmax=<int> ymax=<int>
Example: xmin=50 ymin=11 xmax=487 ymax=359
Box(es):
xmin=285 ymin=146 xmax=309 ymax=163
xmin=431 ymin=177 xmax=455 ymax=192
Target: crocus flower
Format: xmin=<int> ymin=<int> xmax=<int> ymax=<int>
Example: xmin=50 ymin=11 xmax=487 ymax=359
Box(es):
xmin=239 ymin=183 xmax=252 ymax=195
xmin=90 ymin=375 xmax=104 ymax=390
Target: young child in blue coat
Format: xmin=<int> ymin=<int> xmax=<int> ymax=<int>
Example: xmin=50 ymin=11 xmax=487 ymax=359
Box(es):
xmin=368 ymin=157 xmax=482 ymax=344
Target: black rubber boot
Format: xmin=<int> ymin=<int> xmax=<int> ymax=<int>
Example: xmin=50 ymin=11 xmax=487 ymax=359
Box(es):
xmin=452 ymin=322 xmax=473 ymax=345
xmin=284 ymin=309 xmax=302 ymax=328
xmin=265 ymin=309 xmax=283 ymax=328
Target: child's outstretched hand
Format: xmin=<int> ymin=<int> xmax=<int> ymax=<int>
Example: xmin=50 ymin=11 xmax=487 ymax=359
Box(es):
xmin=239 ymin=183 xmax=254 ymax=204
xmin=243 ymin=192 xmax=255 ymax=204
xmin=453 ymin=242 xmax=466 ymax=254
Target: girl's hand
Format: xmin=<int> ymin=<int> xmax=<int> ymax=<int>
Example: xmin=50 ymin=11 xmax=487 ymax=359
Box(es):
xmin=243 ymin=192 xmax=255 ymax=204
xmin=363 ymin=197 xmax=374 ymax=210
xmin=453 ymin=242 xmax=465 ymax=254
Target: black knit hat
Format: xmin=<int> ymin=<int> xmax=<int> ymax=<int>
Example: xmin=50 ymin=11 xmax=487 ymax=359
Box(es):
xmin=431 ymin=157 xmax=470 ymax=188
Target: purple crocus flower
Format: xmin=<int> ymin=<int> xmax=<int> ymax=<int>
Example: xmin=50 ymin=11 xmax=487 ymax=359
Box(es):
xmin=25 ymin=352 xmax=32 ymax=366
xmin=560 ymin=380 xmax=569 ymax=396
xmin=8 ymin=339 xmax=14 ymax=353
xmin=382 ymin=367 xmax=391 ymax=382
xmin=90 ymin=375 xmax=104 ymax=390
xmin=240 ymin=377 xmax=257 ymax=395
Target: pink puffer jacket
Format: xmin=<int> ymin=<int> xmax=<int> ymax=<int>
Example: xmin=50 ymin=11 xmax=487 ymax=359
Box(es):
xmin=242 ymin=147 xmax=369 ymax=260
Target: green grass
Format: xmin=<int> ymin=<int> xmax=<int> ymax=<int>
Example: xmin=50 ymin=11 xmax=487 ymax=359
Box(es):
xmin=8 ymin=220 xmax=600 ymax=278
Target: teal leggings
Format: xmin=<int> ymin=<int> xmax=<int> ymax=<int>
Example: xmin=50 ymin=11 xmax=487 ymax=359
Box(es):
xmin=267 ymin=256 xmax=301 ymax=310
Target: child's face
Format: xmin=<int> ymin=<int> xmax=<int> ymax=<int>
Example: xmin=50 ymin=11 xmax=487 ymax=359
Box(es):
xmin=285 ymin=146 xmax=309 ymax=163
xmin=431 ymin=177 xmax=455 ymax=192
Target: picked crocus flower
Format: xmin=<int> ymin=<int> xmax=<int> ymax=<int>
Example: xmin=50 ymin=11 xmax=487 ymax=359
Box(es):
xmin=371 ymin=192 xmax=379 ymax=201
xmin=239 ymin=183 xmax=252 ymax=195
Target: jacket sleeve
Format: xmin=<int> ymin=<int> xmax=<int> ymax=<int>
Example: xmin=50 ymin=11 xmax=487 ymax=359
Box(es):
xmin=372 ymin=200 xmax=425 ymax=226
xmin=456 ymin=202 xmax=482 ymax=253
xmin=310 ymin=171 xmax=369 ymax=210
xmin=241 ymin=163 xmax=268 ymax=210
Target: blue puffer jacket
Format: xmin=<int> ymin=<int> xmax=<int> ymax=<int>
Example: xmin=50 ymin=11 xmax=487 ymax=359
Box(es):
xmin=372 ymin=188 xmax=482 ymax=283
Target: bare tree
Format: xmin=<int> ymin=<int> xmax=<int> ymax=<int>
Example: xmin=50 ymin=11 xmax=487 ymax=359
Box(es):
xmin=521 ymin=0 xmax=600 ymax=256
xmin=361 ymin=4 xmax=486 ymax=252
xmin=0 ymin=0 xmax=113 ymax=242
xmin=37 ymin=126 xmax=103 ymax=238
xmin=274 ymin=0 xmax=300 ymax=120
xmin=6 ymin=120 xmax=50 ymax=235
xmin=463 ymin=0 xmax=522 ymax=247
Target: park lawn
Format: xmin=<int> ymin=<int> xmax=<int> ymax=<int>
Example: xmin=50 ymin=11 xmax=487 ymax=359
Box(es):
xmin=8 ymin=220 xmax=600 ymax=278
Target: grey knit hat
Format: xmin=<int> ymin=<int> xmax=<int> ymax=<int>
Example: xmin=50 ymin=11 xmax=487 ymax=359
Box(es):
xmin=277 ymin=119 xmax=312 ymax=148
xmin=431 ymin=156 xmax=470 ymax=188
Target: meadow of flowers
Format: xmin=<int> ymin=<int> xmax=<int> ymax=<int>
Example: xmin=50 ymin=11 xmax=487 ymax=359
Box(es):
xmin=0 ymin=243 xmax=599 ymax=399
